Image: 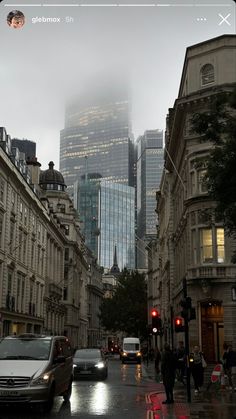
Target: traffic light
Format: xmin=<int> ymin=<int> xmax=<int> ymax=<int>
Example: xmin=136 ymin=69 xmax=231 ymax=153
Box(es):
xmin=175 ymin=317 xmax=185 ymax=333
xmin=180 ymin=297 xmax=196 ymax=321
xmin=151 ymin=309 xmax=162 ymax=335
xmin=151 ymin=308 xmax=159 ymax=318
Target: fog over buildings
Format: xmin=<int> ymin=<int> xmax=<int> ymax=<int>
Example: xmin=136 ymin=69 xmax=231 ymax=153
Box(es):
xmin=0 ymin=0 xmax=234 ymax=169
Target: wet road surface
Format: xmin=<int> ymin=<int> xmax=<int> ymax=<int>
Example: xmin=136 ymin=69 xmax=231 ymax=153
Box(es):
xmin=1 ymin=358 xmax=236 ymax=419
xmin=0 ymin=357 xmax=154 ymax=419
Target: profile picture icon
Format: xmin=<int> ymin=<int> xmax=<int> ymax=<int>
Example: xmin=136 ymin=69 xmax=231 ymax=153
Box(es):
xmin=7 ymin=10 xmax=25 ymax=29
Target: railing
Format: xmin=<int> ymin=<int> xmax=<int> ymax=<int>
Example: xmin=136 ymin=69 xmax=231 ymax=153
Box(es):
xmin=188 ymin=265 xmax=228 ymax=279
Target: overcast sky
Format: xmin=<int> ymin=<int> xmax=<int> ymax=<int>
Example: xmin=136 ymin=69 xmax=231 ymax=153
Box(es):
xmin=0 ymin=0 xmax=235 ymax=169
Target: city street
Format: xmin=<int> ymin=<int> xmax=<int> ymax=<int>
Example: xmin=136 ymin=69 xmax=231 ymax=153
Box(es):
xmin=0 ymin=357 xmax=236 ymax=419
xmin=1 ymin=356 xmax=236 ymax=419
xmin=0 ymin=356 xmax=154 ymax=419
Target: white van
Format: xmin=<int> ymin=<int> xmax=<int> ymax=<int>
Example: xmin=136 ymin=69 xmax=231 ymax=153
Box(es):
xmin=0 ymin=334 xmax=73 ymax=411
xmin=121 ymin=337 xmax=141 ymax=364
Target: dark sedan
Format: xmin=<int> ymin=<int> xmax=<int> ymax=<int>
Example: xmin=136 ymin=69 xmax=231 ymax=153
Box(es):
xmin=73 ymin=348 xmax=108 ymax=380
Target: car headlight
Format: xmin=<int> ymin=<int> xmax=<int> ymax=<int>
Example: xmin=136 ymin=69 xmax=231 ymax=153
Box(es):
xmin=31 ymin=373 xmax=51 ymax=386
xmin=73 ymin=364 xmax=78 ymax=368
xmin=123 ymin=352 xmax=127 ymax=356
xmin=95 ymin=361 xmax=105 ymax=369
xmin=137 ymin=352 xmax=141 ymax=356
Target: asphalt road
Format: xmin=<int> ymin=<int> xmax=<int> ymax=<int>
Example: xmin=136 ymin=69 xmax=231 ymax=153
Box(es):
xmin=0 ymin=356 xmax=154 ymax=419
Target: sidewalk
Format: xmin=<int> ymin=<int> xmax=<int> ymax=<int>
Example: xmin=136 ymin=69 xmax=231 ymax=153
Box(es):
xmin=143 ymin=361 xmax=236 ymax=419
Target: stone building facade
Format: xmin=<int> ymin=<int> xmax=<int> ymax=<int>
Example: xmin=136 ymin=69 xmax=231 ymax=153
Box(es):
xmin=0 ymin=130 xmax=104 ymax=349
xmin=0 ymin=141 xmax=66 ymax=338
xmin=38 ymin=161 xmax=89 ymax=348
xmin=86 ymin=251 xmax=104 ymax=348
xmin=154 ymin=35 xmax=236 ymax=362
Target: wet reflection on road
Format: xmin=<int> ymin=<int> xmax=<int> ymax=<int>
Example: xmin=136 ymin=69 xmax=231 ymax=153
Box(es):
xmin=135 ymin=364 xmax=142 ymax=383
xmin=121 ymin=363 xmax=128 ymax=382
xmin=88 ymin=382 xmax=110 ymax=415
xmin=121 ymin=362 xmax=142 ymax=384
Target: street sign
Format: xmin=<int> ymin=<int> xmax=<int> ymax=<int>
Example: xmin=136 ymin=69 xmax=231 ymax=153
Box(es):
xmin=211 ymin=364 xmax=223 ymax=383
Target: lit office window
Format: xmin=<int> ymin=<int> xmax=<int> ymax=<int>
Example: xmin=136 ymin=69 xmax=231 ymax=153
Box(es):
xmin=200 ymin=228 xmax=213 ymax=263
xmin=216 ymin=228 xmax=225 ymax=263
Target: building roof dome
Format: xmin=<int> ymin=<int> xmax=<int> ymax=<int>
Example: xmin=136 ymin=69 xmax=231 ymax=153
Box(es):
xmin=39 ymin=161 xmax=66 ymax=191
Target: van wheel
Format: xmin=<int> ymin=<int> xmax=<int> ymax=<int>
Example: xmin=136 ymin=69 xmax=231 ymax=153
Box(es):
xmin=44 ymin=385 xmax=55 ymax=412
xmin=63 ymin=379 xmax=72 ymax=402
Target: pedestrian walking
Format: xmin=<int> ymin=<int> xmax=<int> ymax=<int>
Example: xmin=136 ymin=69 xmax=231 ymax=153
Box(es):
xmin=190 ymin=345 xmax=205 ymax=393
xmin=223 ymin=344 xmax=236 ymax=390
xmin=175 ymin=341 xmax=186 ymax=383
xmin=222 ymin=343 xmax=228 ymax=371
xmin=161 ymin=343 xmax=176 ymax=404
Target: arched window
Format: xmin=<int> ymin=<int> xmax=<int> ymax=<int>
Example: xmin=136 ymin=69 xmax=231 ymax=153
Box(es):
xmin=201 ymin=64 xmax=215 ymax=86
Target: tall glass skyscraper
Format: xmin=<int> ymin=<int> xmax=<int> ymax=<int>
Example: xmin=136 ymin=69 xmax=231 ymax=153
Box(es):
xmin=77 ymin=175 xmax=135 ymax=271
xmin=60 ymin=84 xmax=135 ymax=199
xmin=136 ymin=130 xmax=164 ymax=269
xmin=76 ymin=173 xmax=102 ymax=259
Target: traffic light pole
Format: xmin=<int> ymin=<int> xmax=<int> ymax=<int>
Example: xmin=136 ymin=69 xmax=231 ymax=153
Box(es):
xmin=183 ymin=278 xmax=191 ymax=403
xmin=154 ymin=333 xmax=157 ymax=350
xmin=170 ymin=306 xmax=174 ymax=349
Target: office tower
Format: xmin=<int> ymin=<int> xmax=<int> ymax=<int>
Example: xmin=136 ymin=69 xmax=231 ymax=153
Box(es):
xmin=77 ymin=173 xmax=102 ymax=259
xmin=77 ymin=174 xmax=135 ymax=271
xmin=60 ymin=83 xmax=135 ymax=199
xmin=136 ymin=129 xmax=164 ymax=269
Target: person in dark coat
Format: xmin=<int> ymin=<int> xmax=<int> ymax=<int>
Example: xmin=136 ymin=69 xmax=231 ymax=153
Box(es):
xmin=190 ymin=345 xmax=205 ymax=393
xmin=161 ymin=343 xmax=176 ymax=404
xmin=223 ymin=344 xmax=236 ymax=389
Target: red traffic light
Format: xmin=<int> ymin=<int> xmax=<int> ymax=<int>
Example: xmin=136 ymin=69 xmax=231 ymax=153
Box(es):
xmin=151 ymin=309 xmax=159 ymax=317
xmin=175 ymin=317 xmax=185 ymax=333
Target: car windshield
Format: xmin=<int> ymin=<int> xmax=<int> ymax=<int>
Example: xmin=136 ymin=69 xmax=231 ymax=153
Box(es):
xmin=74 ymin=349 xmax=101 ymax=359
xmin=123 ymin=343 xmax=139 ymax=351
xmin=0 ymin=338 xmax=51 ymax=360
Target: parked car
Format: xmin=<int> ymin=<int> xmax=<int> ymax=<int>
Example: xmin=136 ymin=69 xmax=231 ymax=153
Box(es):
xmin=73 ymin=348 xmax=108 ymax=379
xmin=0 ymin=334 xmax=73 ymax=411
